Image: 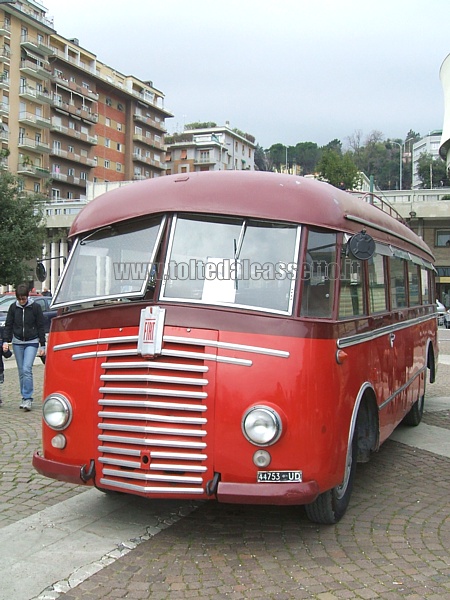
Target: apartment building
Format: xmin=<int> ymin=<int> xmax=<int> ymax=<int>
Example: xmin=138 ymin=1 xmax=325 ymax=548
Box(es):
xmin=412 ymin=130 xmax=443 ymax=189
xmin=440 ymin=52 xmax=450 ymax=175
xmin=166 ymin=123 xmax=255 ymax=174
xmin=0 ymin=0 xmax=172 ymax=203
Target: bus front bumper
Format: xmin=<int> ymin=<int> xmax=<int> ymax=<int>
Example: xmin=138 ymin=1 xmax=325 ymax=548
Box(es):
xmin=33 ymin=451 xmax=89 ymax=485
xmin=216 ymin=480 xmax=320 ymax=505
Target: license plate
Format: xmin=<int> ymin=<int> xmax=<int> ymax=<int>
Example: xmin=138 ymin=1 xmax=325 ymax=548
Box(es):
xmin=257 ymin=470 xmax=302 ymax=483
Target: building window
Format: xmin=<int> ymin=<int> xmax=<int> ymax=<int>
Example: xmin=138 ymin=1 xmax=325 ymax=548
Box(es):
xmin=105 ymin=138 xmax=110 ymax=148
xmin=68 ymin=145 xmax=74 ymax=153
xmin=117 ymin=142 xmax=122 ymax=152
xmin=52 ymin=188 xmax=61 ymax=200
xmin=117 ymin=122 xmax=122 ymax=131
xmin=436 ymin=230 xmax=450 ymax=247
xmin=80 ymin=171 xmax=87 ymax=180
xmin=34 ymin=182 xmax=40 ymax=193
xmin=105 ymin=117 xmax=111 ymax=127
xmin=68 ymin=168 xmax=75 ymax=176
xmin=106 ymin=97 xmax=112 ymax=106
xmin=104 ymin=160 xmax=110 ymax=168
xmin=116 ymin=163 xmax=122 ymax=172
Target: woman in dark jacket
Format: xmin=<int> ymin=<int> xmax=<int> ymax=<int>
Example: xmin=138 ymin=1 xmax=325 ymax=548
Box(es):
xmin=2 ymin=283 xmax=46 ymax=412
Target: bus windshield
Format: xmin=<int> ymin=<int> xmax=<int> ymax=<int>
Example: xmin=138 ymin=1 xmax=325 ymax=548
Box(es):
xmin=161 ymin=215 xmax=300 ymax=314
xmin=52 ymin=217 xmax=165 ymax=307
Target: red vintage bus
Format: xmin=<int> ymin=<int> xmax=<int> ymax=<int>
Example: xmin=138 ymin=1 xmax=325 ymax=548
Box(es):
xmin=33 ymin=171 xmax=438 ymax=524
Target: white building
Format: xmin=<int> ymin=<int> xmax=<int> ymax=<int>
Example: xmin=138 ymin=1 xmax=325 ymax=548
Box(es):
xmin=440 ymin=52 xmax=450 ymax=175
xmin=412 ymin=130 xmax=443 ymax=189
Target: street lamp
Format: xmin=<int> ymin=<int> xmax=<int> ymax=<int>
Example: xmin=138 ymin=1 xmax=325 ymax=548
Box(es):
xmin=390 ymin=141 xmax=403 ymax=190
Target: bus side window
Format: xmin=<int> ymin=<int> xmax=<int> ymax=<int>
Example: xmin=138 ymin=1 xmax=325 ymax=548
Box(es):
xmin=368 ymin=253 xmax=388 ymax=313
xmin=389 ymin=256 xmax=407 ymax=308
xmin=408 ymin=263 xmax=420 ymax=306
xmin=420 ymin=266 xmax=430 ymax=303
xmin=300 ymin=229 xmax=336 ymax=318
xmin=338 ymin=254 xmax=366 ymax=318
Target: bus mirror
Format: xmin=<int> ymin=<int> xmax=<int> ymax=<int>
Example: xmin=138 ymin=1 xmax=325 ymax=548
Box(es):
xmin=348 ymin=231 xmax=375 ymax=261
xmin=36 ymin=262 xmax=46 ymax=282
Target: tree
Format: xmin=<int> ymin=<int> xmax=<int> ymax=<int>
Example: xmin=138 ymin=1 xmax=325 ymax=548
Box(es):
xmin=254 ymin=144 xmax=269 ymax=171
xmin=0 ymin=171 xmax=46 ymax=285
xmin=416 ymin=153 xmax=449 ymax=188
xmin=317 ymin=149 xmax=360 ymax=190
xmin=293 ymin=142 xmax=320 ymax=174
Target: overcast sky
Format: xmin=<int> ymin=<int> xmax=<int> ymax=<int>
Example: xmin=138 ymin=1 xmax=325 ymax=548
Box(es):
xmin=42 ymin=0 xmax=450 ymax=149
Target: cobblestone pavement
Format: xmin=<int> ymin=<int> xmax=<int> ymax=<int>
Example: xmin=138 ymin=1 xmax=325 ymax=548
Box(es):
xmin=1 ymin=338 xmax=450 ymax=599
xmin=0 ymin=363 xmax=86 ymax=529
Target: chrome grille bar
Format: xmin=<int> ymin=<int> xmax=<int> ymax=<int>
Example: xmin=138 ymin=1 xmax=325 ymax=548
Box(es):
xmin=98 ymin=434 xmax=207 ymax=449
xmin=103 ymin=468 xmax=203 ymax=484
xmin=101 ymin=361 xmax=209 ymax=373
xmin=99 ymin=478 xmax=205 ymax=495
xmin=99 ymin=386 xmax=207 ymax=399
xmin=98 ymin=399 xmax=206 ymax=412
xmin=100 ymin=373 xmax=208 ymax=386
xmin=98 ymin=410 xmax=207 ymax=425
xmin=99 ymin=423 xmax=206 ymax=437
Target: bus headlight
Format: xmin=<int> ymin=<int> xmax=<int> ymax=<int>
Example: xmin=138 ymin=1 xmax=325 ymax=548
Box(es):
xmin=242 ymin=406 xmax=282 ymax=446
xmin=43 ymin=394 xmax=72 ymax=430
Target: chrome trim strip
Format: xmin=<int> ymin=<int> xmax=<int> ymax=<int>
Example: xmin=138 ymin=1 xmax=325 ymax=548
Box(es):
xmin=73 ymin=348 xmax=252 ymax=366
xmin=99 ymin=478 xmax=205 ymax=494
xmin=55 ymin=334 xmax=289 ymax=359
xmin=102 ymin=467 xmax=202 ymax=484
xmin=101 ymin=361 xmax=209 ymax=373
xmin=99 ymin=457 xmax=207 ymax=473
xmin=97 ymin=446 xmax=208 ymax=461
xmin=378 ymin=366 xmax=426 ymax=411
xmin=98 ymin=446 xmax=141 ymax=457
xmin=149 ymin=463 xmax=207 ymax=473
xmin=163 ymin=336 xmax=290 ymax=358
xmin=98 ymin=386 xmax=207 ymax=399
xmin=337 ymin=313 xmax=436 ymax=349
xmin=54 ymin=336 xmax=138 ymax=351
xmin=98 ymin=399 xmax=207 ymax=412
xmin=98 ymin=410 xmax=207 ymax=425
xmin=100 ymin=374 xmax=208 ymax=386
xmin=99 ymin=457 xmax=140 ymax=468
xmin=150 ymin=451 xmax=207 ymax=461
xmin=98 ymin=434 xmax=207 ymax=449
xmin=99 ymin=423 xmax=206 ymax=437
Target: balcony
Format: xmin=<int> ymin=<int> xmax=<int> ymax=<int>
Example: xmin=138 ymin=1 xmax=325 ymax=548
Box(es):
xmin=133 ymin=134 xmax=165 ymax=151
xmin=20 ymin=59 xmax=52 ymax=80
xmin=0 ymin=73 xmax=9 ymax=90
xmin=0 ymin=22 xmax=11 ymax=37
xmin=18 ymin=111 xmax=51 ymax=129
xmin=0 ymin=46 xmax=10 ymax=63
xmin=133 ymin=112 xmax=167 ymax=132
xmin=0 ymin=130 xmax=8 ymax=145
xmin=0 ymin=101 xmax=9 ymax=117
xmin=18 ymin=137 xmax=51 ymax=153
xmin=17 ymin=162 xmax=50 ymax=177
xmin=51 ymin=121 xmax=98 ymax=145
xmin=20 ymin=34 xmax=53 ymax=57
xmin=51 ymin=147 xmax=95 ymax=167
xmin=52 ymin=73 xmax=99 ymax=101
xmin=51 ymin=171 xmax=87 ymax=188
xmin=19 ymin=84 xmax=51 ymax=105
xmin=52 ymin=98 xmax=98 ymax=123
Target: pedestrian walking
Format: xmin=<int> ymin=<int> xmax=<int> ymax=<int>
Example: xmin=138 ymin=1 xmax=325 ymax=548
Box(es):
xmin=2 ymin=283 xmax=46 ymax=411
xmin=0 ymin=343 xmax=12 ymax=406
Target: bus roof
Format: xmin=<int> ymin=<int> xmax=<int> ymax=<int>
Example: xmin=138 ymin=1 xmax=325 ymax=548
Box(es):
xmin=70 ymin=171 xmax=433 ymax=261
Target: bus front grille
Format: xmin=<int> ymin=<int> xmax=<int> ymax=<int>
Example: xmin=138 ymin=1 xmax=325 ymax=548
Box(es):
xmin=96 ymin=338 xmax=212 ymax=496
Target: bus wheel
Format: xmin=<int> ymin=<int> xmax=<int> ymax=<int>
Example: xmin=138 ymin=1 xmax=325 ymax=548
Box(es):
xmin=304 ymin=434 xmax=357 ymax=525
xmin=402 ymin=392 xmax=425 ymax=426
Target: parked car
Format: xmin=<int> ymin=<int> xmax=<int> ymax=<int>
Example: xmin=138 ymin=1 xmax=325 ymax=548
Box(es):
xmin=0 ymin=295 xmax=57 ymax=338
xmin=436 ymin=300 xmax=446 ymax=326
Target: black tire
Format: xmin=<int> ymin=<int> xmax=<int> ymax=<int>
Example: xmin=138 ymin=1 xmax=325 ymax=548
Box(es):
xmin=402 ymin=392 xmax=424 ymax=426
xmin=304 ymin=432 xmax=357 ymax=524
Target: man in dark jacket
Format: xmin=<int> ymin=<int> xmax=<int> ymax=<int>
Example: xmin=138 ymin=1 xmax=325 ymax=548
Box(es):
xmin=2 ymin=283 xmax=46 ymax=411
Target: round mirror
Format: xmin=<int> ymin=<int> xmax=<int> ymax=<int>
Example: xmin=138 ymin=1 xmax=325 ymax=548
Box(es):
xmin=36 ymin=262 xmax=46 ymax=282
